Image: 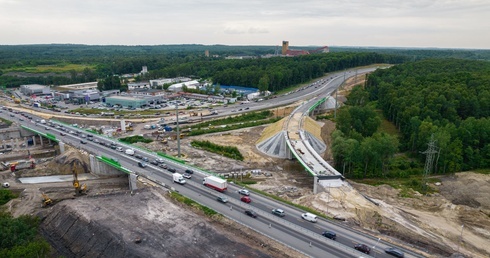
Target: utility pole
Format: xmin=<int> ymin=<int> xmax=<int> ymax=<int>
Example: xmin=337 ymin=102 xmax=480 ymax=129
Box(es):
xmin=457 ymin=224 xmax=464 ymax=253
xmin=176 ymin=103 xmax=181 ymax=158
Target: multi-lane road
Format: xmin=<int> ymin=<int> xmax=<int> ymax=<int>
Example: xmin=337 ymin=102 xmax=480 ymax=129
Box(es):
xmin=0 ymin=67 xmax=423 ymax=258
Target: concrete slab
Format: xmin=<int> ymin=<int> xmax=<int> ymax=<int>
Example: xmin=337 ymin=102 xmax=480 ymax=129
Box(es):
xmin=19 ymin=174 xmax=97 ymax=184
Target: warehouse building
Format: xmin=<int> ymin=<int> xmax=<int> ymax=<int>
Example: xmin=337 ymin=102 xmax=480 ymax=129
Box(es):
xmin=20 ymin=84 xmax=51 ymax=96
xmin=105 ymin=95 xmax=163 ymax=108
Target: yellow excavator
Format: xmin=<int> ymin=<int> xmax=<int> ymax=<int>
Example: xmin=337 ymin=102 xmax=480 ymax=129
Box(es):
xmin=73 ymin=162 xmax=87 ymax=196
xmin=41 ymin=193 xmax=52 ymax=207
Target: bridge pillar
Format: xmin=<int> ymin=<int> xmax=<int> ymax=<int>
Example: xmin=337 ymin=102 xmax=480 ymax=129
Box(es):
xmin=313 ymin=175 xmax=318 ymax=194
xmin=89 ymin=154 xmax=126 ymax=176
xmin=129 ymin=173 xmax=138 ymax=191
xmin=59 ymin=141 xmax=65 ymax=154
xmin=32 ymin=136 xmax=36 ymax=146
xmin=39 ymin=135 xmax=43 ymax=146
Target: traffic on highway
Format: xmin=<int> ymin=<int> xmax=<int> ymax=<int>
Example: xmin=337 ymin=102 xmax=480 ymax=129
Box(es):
xmin=0 ymin=68 xmax=420 ymax=258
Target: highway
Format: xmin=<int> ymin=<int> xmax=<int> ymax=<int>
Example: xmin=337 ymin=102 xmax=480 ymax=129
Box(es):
xmin=0 ymin=68 xmax=423 ymax=258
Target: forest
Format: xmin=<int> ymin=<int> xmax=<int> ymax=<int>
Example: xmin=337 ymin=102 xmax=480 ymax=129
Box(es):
xmin=1 ymin=44 xmax=489 ymax=89
xmin=332 ymin=59 xmax=490 ymax=179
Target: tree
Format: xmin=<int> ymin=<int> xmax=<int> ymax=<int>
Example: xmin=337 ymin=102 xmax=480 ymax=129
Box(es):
xmin=258 ymin=75 xmax=269 ymax=93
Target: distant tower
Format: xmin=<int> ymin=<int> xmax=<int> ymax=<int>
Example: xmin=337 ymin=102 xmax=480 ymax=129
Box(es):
xmin=205 ymin=50 xmax=210 ymax=57
xmin=282 ymin=41 xmax=289 ymax=55
xmin=141 ymin=66 xmax=148 ymax=74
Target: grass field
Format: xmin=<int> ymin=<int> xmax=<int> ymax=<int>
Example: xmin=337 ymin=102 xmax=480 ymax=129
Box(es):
xmin=6 ymin=63 xmax=95 ymax=74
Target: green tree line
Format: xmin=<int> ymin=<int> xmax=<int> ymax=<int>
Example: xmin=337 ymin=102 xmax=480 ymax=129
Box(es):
xmin=365 ymin=58 xmax=490 ymax=173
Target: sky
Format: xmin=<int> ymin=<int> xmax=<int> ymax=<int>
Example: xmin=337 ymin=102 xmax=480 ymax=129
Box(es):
xmin=0 ymin=0 xmax=489 ymax=49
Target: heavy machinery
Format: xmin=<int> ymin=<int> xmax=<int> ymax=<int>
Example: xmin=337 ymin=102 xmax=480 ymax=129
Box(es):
xmin=41 ymin=193 xmax=52 ymax=207
xmin=72 ymin=162 xmax=87 ymax=196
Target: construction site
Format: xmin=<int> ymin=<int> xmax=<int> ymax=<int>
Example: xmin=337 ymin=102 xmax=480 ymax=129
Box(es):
xmin=1 ymin=76 xmax=489 ymax=258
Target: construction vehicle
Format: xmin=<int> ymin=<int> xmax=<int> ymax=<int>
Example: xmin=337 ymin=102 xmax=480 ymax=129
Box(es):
xmin=72 ymin=162 xmax=87 ymax=196
xmin=41 ymin=193 xmax=53 ymax=207
xmin=10 ymin=159 xmax=36 ymax=172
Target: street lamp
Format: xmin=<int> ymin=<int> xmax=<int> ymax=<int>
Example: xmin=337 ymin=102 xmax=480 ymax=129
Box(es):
xmin=175 ymin=103 xmax=180 ymax=158
xmin=372 ymin=237 xmax=381 ymax=258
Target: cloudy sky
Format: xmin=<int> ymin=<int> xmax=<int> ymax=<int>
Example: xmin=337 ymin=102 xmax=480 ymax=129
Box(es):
xmin=0 ymin=0 xmax=488 ymax=49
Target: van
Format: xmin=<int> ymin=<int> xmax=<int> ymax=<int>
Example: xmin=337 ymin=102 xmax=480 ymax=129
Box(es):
xmin=125 ymin=149 xmax=135 ymax=156
xmin=301 ymin=212 xmax=317 ymax=223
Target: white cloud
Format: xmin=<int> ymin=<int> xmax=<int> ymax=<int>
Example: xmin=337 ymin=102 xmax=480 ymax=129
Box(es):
xmin=0 ymin=0 xmax=488 ymax=48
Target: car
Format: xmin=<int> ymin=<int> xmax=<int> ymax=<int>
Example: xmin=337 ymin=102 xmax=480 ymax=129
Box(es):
xmin=354 ymin=244 xmax=371 ymax=254
xmin=185 ymin=169 xmax=194 ymax=174
xmin=137 ymin=162 xmax=147 ymax=168
xmin=80 ymin=140 xmax=87 ymax=144
xmin=238 ymin=189 xmax=250 ymax=196
xmin=135 ymin=154 xmax=143 ymax=159
xmin=150 ymin=160 xmax=159 ymax=165
xmin=217 ymin=196 xmax=228 ymax=203
xmin=385 ymin=247 xmax=404 ymax=258
xmin=142 ymin=157 xmax=149 ymax=162
xmin=19 ymin=118 xmax=24 ymax=121
xmin=155 ymin=158 xmax=164 ymax=163
xmin=183 ymin=173 xmax=192 ymax=179
xmin=87 ymin=137 xmax=93 ymax=141
xmin=245 ymin=107 xmax=249 ymax=110
xmin=80 ymin=134 xmax=86 ymax=138
xmin=60 ymin=132 xmax=66 ymax=136
xmin=93 ymin=138 xmax=99 ymax=143
xmin=240 ymin=196 xmax=251 ymax=203
xmin=167 ymin=167 xmax=176 ymax=172
xmin=44 ymin=126 xmax=50 ymax=130
xmin=159 ymin=163 xmax=168 ymax=169
xmin=244 ymin=210 xmax=257 ymax=218
xmin=272 ymin=208 xmax=285 ymax=217
xmin=322 ymin=231 xmax=336 ymax=240
xmin=116 ymin=147 xmax=123 ymax=152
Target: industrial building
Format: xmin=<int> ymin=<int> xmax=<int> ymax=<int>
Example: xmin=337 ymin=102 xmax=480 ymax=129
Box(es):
xmin=105 ymin=95 xmax=163 ymax=108
xmin=70 ymin=90 xmax=101 ymax=104
xmin=127 ymin=82 xmax=151 ymax=90
xmin=281 ymin=41 xmax=329 ymax=56
xmin=20 ymin=84 xmax=51 ymax=96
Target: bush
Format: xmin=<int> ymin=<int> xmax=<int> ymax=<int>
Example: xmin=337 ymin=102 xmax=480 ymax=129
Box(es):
xmin=119 ymin=135 xmax=153 ymax=144
xmin=0 ymin=190 xmax=17 ymax=205
xmin=191 ymin=140 xmax=243 ymax=160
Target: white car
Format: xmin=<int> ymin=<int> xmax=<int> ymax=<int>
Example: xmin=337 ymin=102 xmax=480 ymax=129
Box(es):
xmin=238 ymin=189 xmax=250 ymax=196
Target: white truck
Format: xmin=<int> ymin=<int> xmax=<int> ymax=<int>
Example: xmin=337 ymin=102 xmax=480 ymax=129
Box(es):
xmin=173 ymin=173 xmax=186 ymax=185
xmin=202 ymin=176 xmax=227 ymax=192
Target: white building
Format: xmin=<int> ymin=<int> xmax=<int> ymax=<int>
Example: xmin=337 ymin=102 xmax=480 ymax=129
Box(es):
xmin=127 ymin=82 xmax=151 ymax=90
xmin=167 ymin=80 xmax=200 ymax=92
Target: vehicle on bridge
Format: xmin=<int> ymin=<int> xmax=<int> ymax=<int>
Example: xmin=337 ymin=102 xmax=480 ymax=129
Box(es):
xmin=172 ymin=173 xmax=186 ymax=185
xmin=203 ymin=176 xmax=227 ymax=192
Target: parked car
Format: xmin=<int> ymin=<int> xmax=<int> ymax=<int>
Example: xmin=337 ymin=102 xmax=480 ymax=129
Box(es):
xmin=240 ymin=196 xmax=251 ymax=203
xmin=244 ymin=210 xmax=257 ymax=218
xmin=272 ymin=208 xmax=285 ymax=217
xmin=385 ymin=247 xmax=404 ymax=258
xmin=354 ymin=244 xmax=371 ymax=254
xmin=322 ymin=231 xmax=336 ymax=240
xmin=183 ymin=173 xmax=192 ymax=179
xmin=238 ymin=189 xmax=250 ymax=196
xmin=216 ymin=196 xmax=228 ymax=203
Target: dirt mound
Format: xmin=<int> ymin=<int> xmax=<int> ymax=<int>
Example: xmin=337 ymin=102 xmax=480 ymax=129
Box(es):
xmin=40 ymin=188 xmax=298 ymax=258
xmin=20 ymin=149 xmax=90 ymax=177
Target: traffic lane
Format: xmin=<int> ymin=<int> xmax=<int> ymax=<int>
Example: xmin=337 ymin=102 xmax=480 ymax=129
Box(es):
xmin=173 ymin=180 xmax=358 ymax=258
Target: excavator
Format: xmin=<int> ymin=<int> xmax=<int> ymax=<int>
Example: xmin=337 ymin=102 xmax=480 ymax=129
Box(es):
xmin=41 ymin=193 xmax=52 ymax=207
xmin=72 ymin=162 xmax=87 ymax=196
